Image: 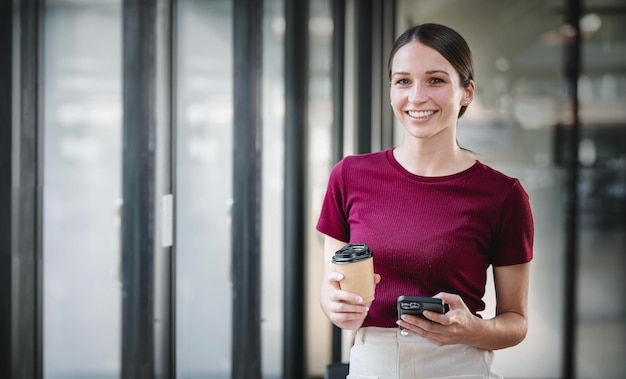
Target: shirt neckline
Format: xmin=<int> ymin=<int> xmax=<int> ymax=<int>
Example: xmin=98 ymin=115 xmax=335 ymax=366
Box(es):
xmin=385 ymin=148 xmax=481 ymax=182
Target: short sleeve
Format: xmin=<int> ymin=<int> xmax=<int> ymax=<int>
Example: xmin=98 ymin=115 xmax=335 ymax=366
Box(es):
xmin=316 ymin=160 xmax=350 ymax=242
xmin=491 ymin=180 xmax=534 ymax=266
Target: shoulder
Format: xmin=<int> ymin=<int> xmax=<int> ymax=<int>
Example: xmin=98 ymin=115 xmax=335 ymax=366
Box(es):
xmin=332 ymin=150 xmax=390 ymax=174
xmin=469 ymin=162 xmax=531 ymax=207
xmin=340 ymin=150 xmax=388 ymax=165
xmin=473 ymin=161 xmax=523 ymax=189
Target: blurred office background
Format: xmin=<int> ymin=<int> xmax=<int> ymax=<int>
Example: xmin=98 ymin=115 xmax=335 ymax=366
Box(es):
xmin=0 ymin=0 xmax=624 ymax=378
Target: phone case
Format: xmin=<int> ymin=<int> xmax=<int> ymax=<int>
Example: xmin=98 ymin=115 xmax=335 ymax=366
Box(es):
xmin=397 ymin=295 xmax=448 ymax=320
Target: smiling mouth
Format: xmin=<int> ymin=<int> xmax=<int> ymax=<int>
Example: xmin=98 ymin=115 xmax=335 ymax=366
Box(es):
xmin=407 ymin=110 xmax=436 ymax=119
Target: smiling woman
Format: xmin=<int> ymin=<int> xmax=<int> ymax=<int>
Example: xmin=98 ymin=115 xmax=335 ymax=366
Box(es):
xmin=318 ymin=23 xmax=534 ymax=379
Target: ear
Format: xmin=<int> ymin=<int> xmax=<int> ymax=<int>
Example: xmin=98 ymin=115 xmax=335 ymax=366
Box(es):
xmin=461 ymin=80 xmax=476 ymax=105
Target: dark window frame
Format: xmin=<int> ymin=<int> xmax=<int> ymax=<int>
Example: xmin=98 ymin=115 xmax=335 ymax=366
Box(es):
xmin=231 ymin=0 xmax=264 ymax=378
xmin=283 ymin=0 xmax=309 ymax=378
xmin=0 ymin=0 xmax=44 ymax=377
xmin=120 ymin=0 xmax=177 ymax=377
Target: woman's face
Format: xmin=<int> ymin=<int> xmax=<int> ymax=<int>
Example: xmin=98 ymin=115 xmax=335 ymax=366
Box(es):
xmin=390 ymin=41 xmax=474 ymax=144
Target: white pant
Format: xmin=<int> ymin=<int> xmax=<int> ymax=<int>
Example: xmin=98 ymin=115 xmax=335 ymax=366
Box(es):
xmin=348 ymin=327 xmax=503 ymax=379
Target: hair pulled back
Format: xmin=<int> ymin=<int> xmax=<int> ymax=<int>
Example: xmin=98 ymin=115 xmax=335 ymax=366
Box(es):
xmin=388 ymin=23 xmax=474 ymax=118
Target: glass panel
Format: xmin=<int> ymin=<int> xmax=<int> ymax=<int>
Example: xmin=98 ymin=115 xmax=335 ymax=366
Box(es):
xmin=261 ymin=0 xmax=285 ymax=378
xmin=577 ymin=1 xmax=626 ymax=377
xmin=395 ymin=1 xmax=566 ymax=377
xmin=306 ymin=0 xmax=335 ymax=377
xmin=43 ymin=1 xmax=122 ymax=378
xmin=175 ymin=1 xmax=233 ymax=378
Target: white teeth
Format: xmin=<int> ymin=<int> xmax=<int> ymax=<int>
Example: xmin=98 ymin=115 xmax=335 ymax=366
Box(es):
xmin=408 ymin=110 xmax=435 ymax=119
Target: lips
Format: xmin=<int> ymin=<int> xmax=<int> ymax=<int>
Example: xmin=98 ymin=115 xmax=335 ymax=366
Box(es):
xmin=407 ymin=110 xmax=436 ymax=119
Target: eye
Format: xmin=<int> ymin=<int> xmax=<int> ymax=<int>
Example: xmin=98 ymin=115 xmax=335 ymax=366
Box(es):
xmin=395 ymin=78 xmax=411 ymax=85
xmin=429 ymin=77 xmax=445 ymax=85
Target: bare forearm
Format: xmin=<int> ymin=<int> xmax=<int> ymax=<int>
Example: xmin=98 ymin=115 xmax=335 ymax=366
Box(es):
xmin=472 ymin=263 xmax=530 ymax=350
xmin=470 ymin=311 xmax=528 ymax=350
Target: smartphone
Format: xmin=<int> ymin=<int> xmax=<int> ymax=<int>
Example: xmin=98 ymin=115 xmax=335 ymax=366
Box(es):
xmin=397 ymin=296 xmax=449 ymax=321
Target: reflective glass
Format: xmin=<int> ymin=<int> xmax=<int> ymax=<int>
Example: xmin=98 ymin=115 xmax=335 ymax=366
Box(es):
xmin=43 ymin=1 xmax=122 ymax=378
xmin=261 ymin=0 xmax=285 ymax=377
xmin=175 ymin=1 xmax=233 ymax=378
xmin=577 ymin=2 xmax=626 ymax=377
xmin=306 ymin=0 xmax=335 ymax=377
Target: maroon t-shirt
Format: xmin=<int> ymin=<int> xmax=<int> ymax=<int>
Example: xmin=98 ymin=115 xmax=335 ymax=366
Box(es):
xmin=316 ymin=149 xmax=534 ymax=328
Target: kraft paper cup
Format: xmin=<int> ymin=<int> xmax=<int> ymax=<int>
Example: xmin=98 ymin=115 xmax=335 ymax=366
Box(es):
xmin=332 ymin=243 xmax=375 ymax=304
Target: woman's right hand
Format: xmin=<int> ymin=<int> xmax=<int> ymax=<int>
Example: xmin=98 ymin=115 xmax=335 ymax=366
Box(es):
xmin=320 ymin=235 xmax=380 ymax=330
xmin=322 ymin=270 xmax=380 ymax=330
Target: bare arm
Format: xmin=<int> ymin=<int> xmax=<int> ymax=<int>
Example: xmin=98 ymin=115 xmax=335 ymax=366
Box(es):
xmin=398 ymin=262 xmax=530 ymax=350
xmin=319 ymin=235 xmax=378 ymax=330
xmin=481 ymin=262 xmax=531 ymax=349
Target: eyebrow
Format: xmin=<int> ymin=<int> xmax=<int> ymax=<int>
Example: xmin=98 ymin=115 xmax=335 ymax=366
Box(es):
xmin=425 ymin=70 xmax=450 ymax=76
xmin=391 ymin=70 xmax=451 ymax=77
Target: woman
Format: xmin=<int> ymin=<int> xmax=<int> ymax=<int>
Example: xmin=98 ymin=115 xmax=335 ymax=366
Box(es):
xmin=317 ymin=23 xmax=534 ymax=378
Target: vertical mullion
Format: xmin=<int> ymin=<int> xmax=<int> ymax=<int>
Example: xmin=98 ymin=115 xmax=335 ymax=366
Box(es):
xmin=153 ymin=0 xmax=175 ymax=376
xmin=0 ymin=0 xmax=11 ymax=371
xmin=330 ymin=0 xmax=346 ymax=363
xmin=24 ymin=1 xmax=45 ymax=376
xmin=367 ymin=0 xmax=395 ymax=153
xmin=331 ymin=0 xmax=346 ymax=165
xmin=380 ymin=0 xmax=395 ymax=150
xmin=121 ymin=0 xmax=157 ymax=377
xmin=0 ymin=0 xmax=43 ymax=378
xmin=355 ymin=0 xmax=372 ymax=154
xmin=167 ymin=0 xmax=178 ymax=377
xmin=232 ymin=0 xmax=263 ymax=378
xmin=283 ymin=0 xmax=309 ymax=377
xmin=562 ymin=0 xmax=581 ymax=377
xmin=370 ymin=0 xmax=382 ymax=152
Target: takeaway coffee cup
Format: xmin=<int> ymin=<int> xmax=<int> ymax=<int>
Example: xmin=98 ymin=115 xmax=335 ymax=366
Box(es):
xmin=332 ymin=243 xmax=375 ymax=304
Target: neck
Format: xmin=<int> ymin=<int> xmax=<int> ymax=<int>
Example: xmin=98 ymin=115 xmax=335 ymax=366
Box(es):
xmin=393 ymin=140 xmax=474 ymax=177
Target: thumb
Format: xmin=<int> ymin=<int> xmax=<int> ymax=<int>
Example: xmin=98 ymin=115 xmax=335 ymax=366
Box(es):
xmin=434 ymin=292 xmax=463 ymax=309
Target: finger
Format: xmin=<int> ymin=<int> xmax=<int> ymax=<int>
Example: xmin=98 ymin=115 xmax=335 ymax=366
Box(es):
xmin=329 ymin=302 xmax=369 ymax=325
xmin=327 ymin=271 xmax=344 ymax=282
xmin=329 ymin=289 xmax=364 ymax=305
xmin=396 ymin=318 xmax=426 ymax=335
xmin=399 ymin=314 xmax=426 ymax=328
xmin=422 ymin=310 xmax=448 ymax=325
xmin=329 ymin=301 xmax=369 ymax=314
xmin=432 ymin=291 xmax=451 ymax=301
xmin=434 ymin=292 xmax=465 ymax=311
xmin=400 ymin=314 xmax=444 ymax=331
xmin=326 ymin=272 xmax=344 ymax=289
xmin=330 ymin=310 xmax=367 ymax=324
xmin=396 ymin=319 xmax=412 ymax=331
xmin=435 ymin=292 xmax=460 ymax=304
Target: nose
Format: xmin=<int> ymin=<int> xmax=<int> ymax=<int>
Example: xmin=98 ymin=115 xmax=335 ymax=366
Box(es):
xmin=408 ymin=83 xmax=426 ymax=103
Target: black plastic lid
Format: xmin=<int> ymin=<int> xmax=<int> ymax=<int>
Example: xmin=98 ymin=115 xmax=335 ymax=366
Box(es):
xmin=331 ymin=243 xmax=373 ymax=264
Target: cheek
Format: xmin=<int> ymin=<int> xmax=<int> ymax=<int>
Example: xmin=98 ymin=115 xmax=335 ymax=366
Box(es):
xmin=433 ymin=90 xmax=460 ymax=110
xmin=390 ymin=90 xmax=404 ymax=106
xmin=429 ymin=88 xmax=450 ymax=101
xmin=390 ymin=97 xmax=405 ymax=117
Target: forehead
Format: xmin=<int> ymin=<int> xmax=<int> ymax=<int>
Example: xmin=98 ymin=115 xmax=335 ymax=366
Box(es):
xmin=391 ymin=41 xmax=455 ymax=74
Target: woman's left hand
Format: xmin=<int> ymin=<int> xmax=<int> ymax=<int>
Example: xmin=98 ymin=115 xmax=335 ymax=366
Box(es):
xmin=396 ymin=292 xmax=483 ymax=346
